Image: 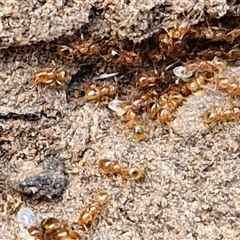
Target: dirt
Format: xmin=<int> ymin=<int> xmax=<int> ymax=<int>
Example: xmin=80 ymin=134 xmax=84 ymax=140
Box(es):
xmin=1 ymin=0 xmax=240 ymax=240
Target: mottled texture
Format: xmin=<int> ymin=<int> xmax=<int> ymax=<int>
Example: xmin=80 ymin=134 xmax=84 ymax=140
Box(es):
xmin=0 ymin=0 xmax=236 ymax=49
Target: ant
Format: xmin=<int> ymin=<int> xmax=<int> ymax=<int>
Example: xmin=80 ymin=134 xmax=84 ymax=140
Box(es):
xmin=158 ymin=18 xmax=191 ymax=58
xmin=197 ymin=45 xmax=240 ymax=61
xmin=215 ymin=76 xmax=240 ymax=95
xmin=204 ymin=106 xmax=240 ymax=124
xmin=85 ymin=83 xmax=118 ymax=101
xmin=41 ymin=217 xmax=82 ymax=239
xmin=26 ymin=226 xmax=43 ymax=240
xmin=192 ymin=25 xmax=240 ymax=43
xmin=134 ymin=71 xmax=165 ymax=87
xmin=78 ymin=190 xmax=109 ymax=228
xmin=165 ymin=18 xmax=191 ymax=40
xmin=157 ymin=91 xmax=184 ymax=125
xmin=98 ymin=158 xmax=144 ymax=179
xmin=32 ymin=67 xmax=69 ymax=86
xmin=184 ymin=57 xmax=227 ymax=74
xmin=105 ymin=47 xmax=142 ymax=66
xmin=58 ymin=38 xmax=100 ymax=59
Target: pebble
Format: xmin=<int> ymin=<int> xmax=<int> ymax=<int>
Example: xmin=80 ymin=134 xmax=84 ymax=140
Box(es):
xmin=17 ymin=207 xmax=36 ymax=228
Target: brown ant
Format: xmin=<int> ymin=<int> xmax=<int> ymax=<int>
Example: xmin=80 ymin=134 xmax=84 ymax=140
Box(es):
xmin=147 ymin=100 xmax=161 ymax=119
xmin=191 ymin=25 xmax=240 ymax=43
xmin=167 ymin=39 xmax=188 ymax=59
xmin=216 ymin=76 xmax=240 ymax=95
xmin=199 ymin=26 xmax=227 ymax=41
xmin=158 ymin=33 xmax=173 ymax=52
xmin=98 ymin=159 xmax=123 ymax=174
xmin=121 ymin=106 xmax=137 ymax=127
xmin=185 ymin=74 xmax=208 ymax=93
xmin=98 ymin=158 xmax=144 ymax=179
xmin=165 ymin=18 xmax=191 ymax=40
xmin=197 ymin=47 xmax=224 ymax=60
xmin=85 ymin=83 xmax=118 ymax=101
xmin=41 ymin=217 xmax=82 ymax=240
xmin=196 ymin=45 xmax=240 ymax=60
xmin=121 ymin=90 xmax=184 ymax=127
xmin=158 ymin=18 xmax=190 ymax=59
xmin=131 ymin=93 xmax=150 ymax=112
xmin=123 ymin=108 xmax=148 ymax=140
xmin=204 ymin=106 xmax=240 ymax=124
xmin=174 ymin=57 xmax=227 ymax=93
xmin=105 ymin=47 xmax=142 ymax=66
xmin=78 ymin=190 xmax=109 ymax=228
xmin=26 ymin=226 xmax=43 ymax=240
xmin=32 ymin=67 xmax=69 ymax=86
xmin=134 ymin=71 xmax=165 ymax=87
xmin=225 ymin=28 xmax=240 ymax=43
xmin=58 ymin=38 xmax=100 ymax=59
xmin=157 ymin=91 xmax=184 ymax=125
xmin=108 ymin=100 xmax=147 ymax=140
xmin=184 ymin=57 xmax=227 ymax=74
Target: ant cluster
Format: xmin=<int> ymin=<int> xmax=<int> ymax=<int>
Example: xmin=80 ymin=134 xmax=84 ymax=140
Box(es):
xmin=84 ymin=19 xmax=239 ymax=137
xmin=17 ymin=207 xmax=82 ymax=240
xmin=30 ymin=16 xmax=240 ymax=137
xmin=16 ymin=157 xmax=145 ymax=239
xmin=16 ymin=191 xmax=109 ymax=239
xmin=18 ymin=13 xmax=240 ymax=240
xmin=41 ymin=217 xmax=82 ymax=240
xmin=30 ymin=37 xmax=102 ymax=87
